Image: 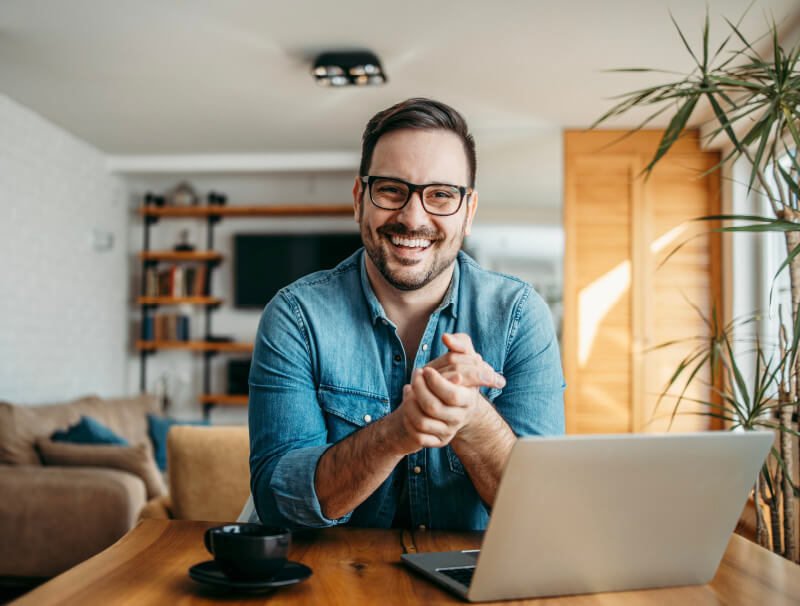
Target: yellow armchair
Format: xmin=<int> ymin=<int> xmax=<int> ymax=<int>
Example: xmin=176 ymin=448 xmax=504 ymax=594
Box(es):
xmin=140 ymin=425 xmax=250 ymax=522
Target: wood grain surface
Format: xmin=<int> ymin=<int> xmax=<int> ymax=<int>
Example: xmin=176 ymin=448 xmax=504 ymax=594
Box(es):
xmin=11 ymin=520 xmax=800 ymax=605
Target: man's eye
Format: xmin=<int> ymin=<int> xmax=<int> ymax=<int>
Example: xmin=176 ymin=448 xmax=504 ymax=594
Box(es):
xmin=431 ymin=189 xmax=457 ymax=199
xmin=377 ymin=186 xmax=403 ymax=194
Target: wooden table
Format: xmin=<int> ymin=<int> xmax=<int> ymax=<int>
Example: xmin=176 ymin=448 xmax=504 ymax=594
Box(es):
xmin=12 ymin=520 xmax=800 ymax=605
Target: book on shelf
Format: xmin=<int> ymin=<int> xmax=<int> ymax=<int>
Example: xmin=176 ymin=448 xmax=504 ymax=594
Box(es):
xmin=142 ymin=312 xmax=191 ymax=342
xmin=147 ymin=263 xmax=207 ymax=298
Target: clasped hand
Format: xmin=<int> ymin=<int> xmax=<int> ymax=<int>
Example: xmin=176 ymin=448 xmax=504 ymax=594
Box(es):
xmin=394 ymin=333 xmax=505 ymax=454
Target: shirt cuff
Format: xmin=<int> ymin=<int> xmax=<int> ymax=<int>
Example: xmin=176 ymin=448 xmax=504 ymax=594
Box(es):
xmin=269 ymin=443 xmax=353 ymax=528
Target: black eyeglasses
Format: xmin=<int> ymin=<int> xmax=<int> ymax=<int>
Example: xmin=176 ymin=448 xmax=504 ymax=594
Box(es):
xmin=360 ymin=176 xmax=472 ymax=216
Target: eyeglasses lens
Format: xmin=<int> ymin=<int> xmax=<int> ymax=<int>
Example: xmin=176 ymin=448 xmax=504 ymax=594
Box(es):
xmin=370 ymin=178 xmax=461 ymax=215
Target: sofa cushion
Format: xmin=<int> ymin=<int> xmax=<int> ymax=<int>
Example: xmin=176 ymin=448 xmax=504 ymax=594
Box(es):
xmin=52 ymin=416 xmax=130 ymax=446
xmin=147 ymin=414 xmax=209 ymax=471
xmin=0 ymin=394 xmax=161 ymax=465
xmin=36 ymin=439 xmax=167 ymax=500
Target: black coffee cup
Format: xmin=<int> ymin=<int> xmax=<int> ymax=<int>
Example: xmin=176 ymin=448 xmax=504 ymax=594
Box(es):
xmin=204 ymin=523 xmax=291 ymax=580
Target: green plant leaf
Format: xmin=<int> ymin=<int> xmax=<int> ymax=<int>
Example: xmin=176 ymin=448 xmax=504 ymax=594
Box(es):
xmin=747 ymin=100 xmax=779 ymax=192
xmin=782 ymin=105 xmax=800 ymax=151
xmin=724 ymin=334 xmax=751 ymax=411
xmin=670 ymin=11 xmax=701 ymax=68
xmin=776 ymin=162 xmax=800 ymax=199
xmin=769 ymin=242 xmax=800 ymax=304
xmin=706 ymin=91 xmax=742 ymax=150
xmin=665 ymin=351 xmax=712 ymax=429
xmin=645 ymin=96 xmax=700 ymax=173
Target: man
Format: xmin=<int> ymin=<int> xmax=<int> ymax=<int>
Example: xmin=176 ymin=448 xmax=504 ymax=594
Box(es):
xmin=246 ymin=98 xmax=564 ymax=531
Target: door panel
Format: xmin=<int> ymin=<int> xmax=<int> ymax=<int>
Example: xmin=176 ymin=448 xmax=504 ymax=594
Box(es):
xmin=564 ymin=131 xmax=721 ymax=434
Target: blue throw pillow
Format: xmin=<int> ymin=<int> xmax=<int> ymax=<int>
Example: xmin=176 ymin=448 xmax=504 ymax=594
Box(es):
xmin=51 ymin=416 xmax=130 ymax=446
xmin=147 ymin=413 xmax=209 ymax=471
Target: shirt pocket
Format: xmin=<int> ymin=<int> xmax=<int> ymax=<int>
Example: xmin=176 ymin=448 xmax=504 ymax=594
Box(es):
xmin=445 ymin=445 xmax=466 ymax=475
xmin=317 ymin=385 xmax=390 ymax=443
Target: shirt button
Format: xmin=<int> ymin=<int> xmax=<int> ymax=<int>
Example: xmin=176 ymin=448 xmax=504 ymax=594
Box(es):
xmin=382 ymin=319 xmax=388 ymax=326
xmin=413 ymin=466 xmax=422 ymax=474
xmin=363 ymin=414 xmax=372 ymax=423
xmin=418 ymin=524 xmax=426 ymax=531
xmin=394 ymin=354 xmax=402 ymax=362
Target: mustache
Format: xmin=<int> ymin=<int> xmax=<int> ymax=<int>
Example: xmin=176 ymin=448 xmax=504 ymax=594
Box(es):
xmin=377 ymin=224 xmax=442 ymax=240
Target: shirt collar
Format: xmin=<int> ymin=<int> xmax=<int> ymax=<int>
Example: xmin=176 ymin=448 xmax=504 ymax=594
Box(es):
xmin=359 ymin=250 xmax=460 ymax=325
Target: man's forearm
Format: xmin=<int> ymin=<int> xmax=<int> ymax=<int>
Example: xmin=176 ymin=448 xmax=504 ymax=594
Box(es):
xmin=450 ymin=398 xmax=516 ymax=506
xmin=314 ymin=414 xmax=405 ymax=520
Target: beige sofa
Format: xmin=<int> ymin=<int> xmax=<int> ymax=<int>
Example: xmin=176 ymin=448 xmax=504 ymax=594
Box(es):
xmin=0 ymin=394 xmax=163 ymax=581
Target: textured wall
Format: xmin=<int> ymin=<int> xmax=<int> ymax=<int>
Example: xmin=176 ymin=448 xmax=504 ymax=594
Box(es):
xmin=0 ymin=94 xmax=128 ymax=404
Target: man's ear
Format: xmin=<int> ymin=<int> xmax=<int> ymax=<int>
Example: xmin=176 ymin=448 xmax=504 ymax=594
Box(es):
xmin=352 ymin=177 xmax=363 ymax=223
xmin=464 ymin=190 xmax=478 ymax=237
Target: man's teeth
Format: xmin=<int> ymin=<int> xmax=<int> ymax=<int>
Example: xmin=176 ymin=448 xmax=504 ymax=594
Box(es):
xmin=390 ymin=236 xmax=431 ymax=249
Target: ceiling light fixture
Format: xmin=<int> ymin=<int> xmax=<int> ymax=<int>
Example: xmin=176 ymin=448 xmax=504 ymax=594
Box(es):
xmin=312 ymin=51 xmax=387 ymax=87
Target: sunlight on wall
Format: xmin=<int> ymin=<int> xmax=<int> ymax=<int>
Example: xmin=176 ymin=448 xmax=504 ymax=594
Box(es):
xmin=650 ymin=224 xmax=687 ymax=256
xmin=577 ymin=223 xmax=688 ymax=367
xmin=578 ymin=261 xmax=630 ymax=366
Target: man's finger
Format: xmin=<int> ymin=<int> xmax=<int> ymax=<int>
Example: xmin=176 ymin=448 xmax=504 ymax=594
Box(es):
xmin=423 ymin=367 xmax=469 ymax=408
xmin=428 ymin=356 xmax=505 ymax=389
xmin=411 ymin=369 xmax=465 ymax=423
xmin=426 ymin=352 xmax=478 ymax=372
xmin=442 ymin=333 xmax=476 ymax=355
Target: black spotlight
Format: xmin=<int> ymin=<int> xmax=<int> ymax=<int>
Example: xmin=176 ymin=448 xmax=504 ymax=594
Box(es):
xmin=312 ymin=51 xmax=387 ymax=87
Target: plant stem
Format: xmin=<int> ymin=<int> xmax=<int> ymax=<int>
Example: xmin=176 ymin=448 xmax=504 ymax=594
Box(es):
xmin=755 ymin=477 xmax=769 ymax=548
xmin=784 ymin=230 xmax=799 ymax=561
xmin=768 ymin=479 xmax=783 ymax=554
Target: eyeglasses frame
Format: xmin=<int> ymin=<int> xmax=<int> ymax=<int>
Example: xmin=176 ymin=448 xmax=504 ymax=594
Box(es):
xmin=359 ymin=175 xmax=473 ymax=217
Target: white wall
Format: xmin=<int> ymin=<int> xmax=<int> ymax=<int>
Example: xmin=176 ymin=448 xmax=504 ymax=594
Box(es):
xmin=0 ymin=94 xmax=128 ymax=404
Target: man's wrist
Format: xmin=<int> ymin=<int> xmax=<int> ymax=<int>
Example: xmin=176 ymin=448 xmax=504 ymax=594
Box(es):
xmin=375 ymin=410 xmax=416 ymax=458
xmin=453 ymin=392 xmax=494 ymax=445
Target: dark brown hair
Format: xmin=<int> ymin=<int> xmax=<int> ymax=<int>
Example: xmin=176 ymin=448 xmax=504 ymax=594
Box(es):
xmin=359 ymin=98 xmax=476 ymax=187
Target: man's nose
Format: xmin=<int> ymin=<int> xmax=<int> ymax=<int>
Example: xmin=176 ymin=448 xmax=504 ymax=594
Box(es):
xmin=396 ymin=191 xmax=429 ymax=225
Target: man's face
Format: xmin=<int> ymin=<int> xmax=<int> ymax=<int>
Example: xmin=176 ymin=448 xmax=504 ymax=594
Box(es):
xmin=353 ymin=128 xmax=478 ymax=292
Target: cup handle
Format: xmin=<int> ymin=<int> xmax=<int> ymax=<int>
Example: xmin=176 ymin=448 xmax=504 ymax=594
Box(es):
xmin=203 ymin=528 xmax=214 ymax=555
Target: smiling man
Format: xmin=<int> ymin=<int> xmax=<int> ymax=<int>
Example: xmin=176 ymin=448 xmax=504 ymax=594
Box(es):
xmin=246 ymin=98 xmax=565 ymax=530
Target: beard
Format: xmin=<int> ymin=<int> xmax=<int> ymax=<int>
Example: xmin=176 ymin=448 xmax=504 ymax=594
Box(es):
xmin=360 ymin=208 xmax=467 ymax=291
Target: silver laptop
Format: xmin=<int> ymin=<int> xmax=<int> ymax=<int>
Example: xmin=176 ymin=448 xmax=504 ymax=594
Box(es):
xmin=401 ymin=431 xmax=773 ymax=602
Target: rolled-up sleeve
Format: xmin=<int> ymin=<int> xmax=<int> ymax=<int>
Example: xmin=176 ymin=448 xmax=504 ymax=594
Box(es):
xmin=248 ymin=290 xmax=351 ymax=528
xmin=495 ymin=286 xmax=566 ymax=437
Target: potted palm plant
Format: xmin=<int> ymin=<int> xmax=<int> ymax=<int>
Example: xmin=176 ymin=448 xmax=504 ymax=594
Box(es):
xmin=592 ymin=12 xmax=799 ymax=562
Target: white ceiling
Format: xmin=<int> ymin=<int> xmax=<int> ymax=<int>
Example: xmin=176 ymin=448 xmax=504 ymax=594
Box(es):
xmin=1 ymin=0 xmax=797 ymax=154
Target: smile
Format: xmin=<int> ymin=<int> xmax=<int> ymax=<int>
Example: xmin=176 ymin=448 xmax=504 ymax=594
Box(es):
xmin=389 ymin=235 xmax=432 ymax=249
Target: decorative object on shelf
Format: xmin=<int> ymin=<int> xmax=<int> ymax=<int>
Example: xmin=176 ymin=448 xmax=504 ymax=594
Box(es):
xmin=144 ymin=192 xmax=167 ymax=207
xmin=208 ymin=191 xmax=227 ymax=206
xmin=169 ymin=181 xmax=200 ymax=206
xmin=144 ymin=192 xmax=167 ymax=208
xmin=593 ymin=11 xmax=799 ymax=563
xmin=173 ymin=229 xmax=196 ymax=252
xmin=206 ymin=335 xmax=234 ymax=343
xmin=312 ymin=50 xmax=386 ymax=86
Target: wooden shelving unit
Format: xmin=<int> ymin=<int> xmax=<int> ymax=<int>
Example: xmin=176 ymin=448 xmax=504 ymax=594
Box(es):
xmin=198 ymin=394 xmax=249 ymax=406
xmin=139 ymin=251 xmax=223 ymax=262
xmin=136 ymin=340 xmax=254 ymax=352
xmin=136 ymin=296 xmax=223 ymax=306
xmin=139 ymin=201 xmax=351 ymax=418
xmin=139 ymin=204 xmax=353 ymax=218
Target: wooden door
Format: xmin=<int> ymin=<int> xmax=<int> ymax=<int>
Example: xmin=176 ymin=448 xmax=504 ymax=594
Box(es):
xmin=563 ymin=131 xmax=721 ymax=434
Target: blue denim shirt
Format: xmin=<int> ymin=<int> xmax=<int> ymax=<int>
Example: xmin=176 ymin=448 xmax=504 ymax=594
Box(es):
xmin=248 ymin=249 xmax=565 ymax=531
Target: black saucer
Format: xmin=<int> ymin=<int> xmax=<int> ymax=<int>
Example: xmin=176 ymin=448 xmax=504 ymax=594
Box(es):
xmin=188 ymin=560 xmax=312 ymax=591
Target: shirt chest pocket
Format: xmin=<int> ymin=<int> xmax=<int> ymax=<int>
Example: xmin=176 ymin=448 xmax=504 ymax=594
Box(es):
xmin=317 ymin=385 xmax=390 ymax=443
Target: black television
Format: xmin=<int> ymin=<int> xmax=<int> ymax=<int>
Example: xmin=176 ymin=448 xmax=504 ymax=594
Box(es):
xmin=234 ymin=233 xmax=363 ymax=308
